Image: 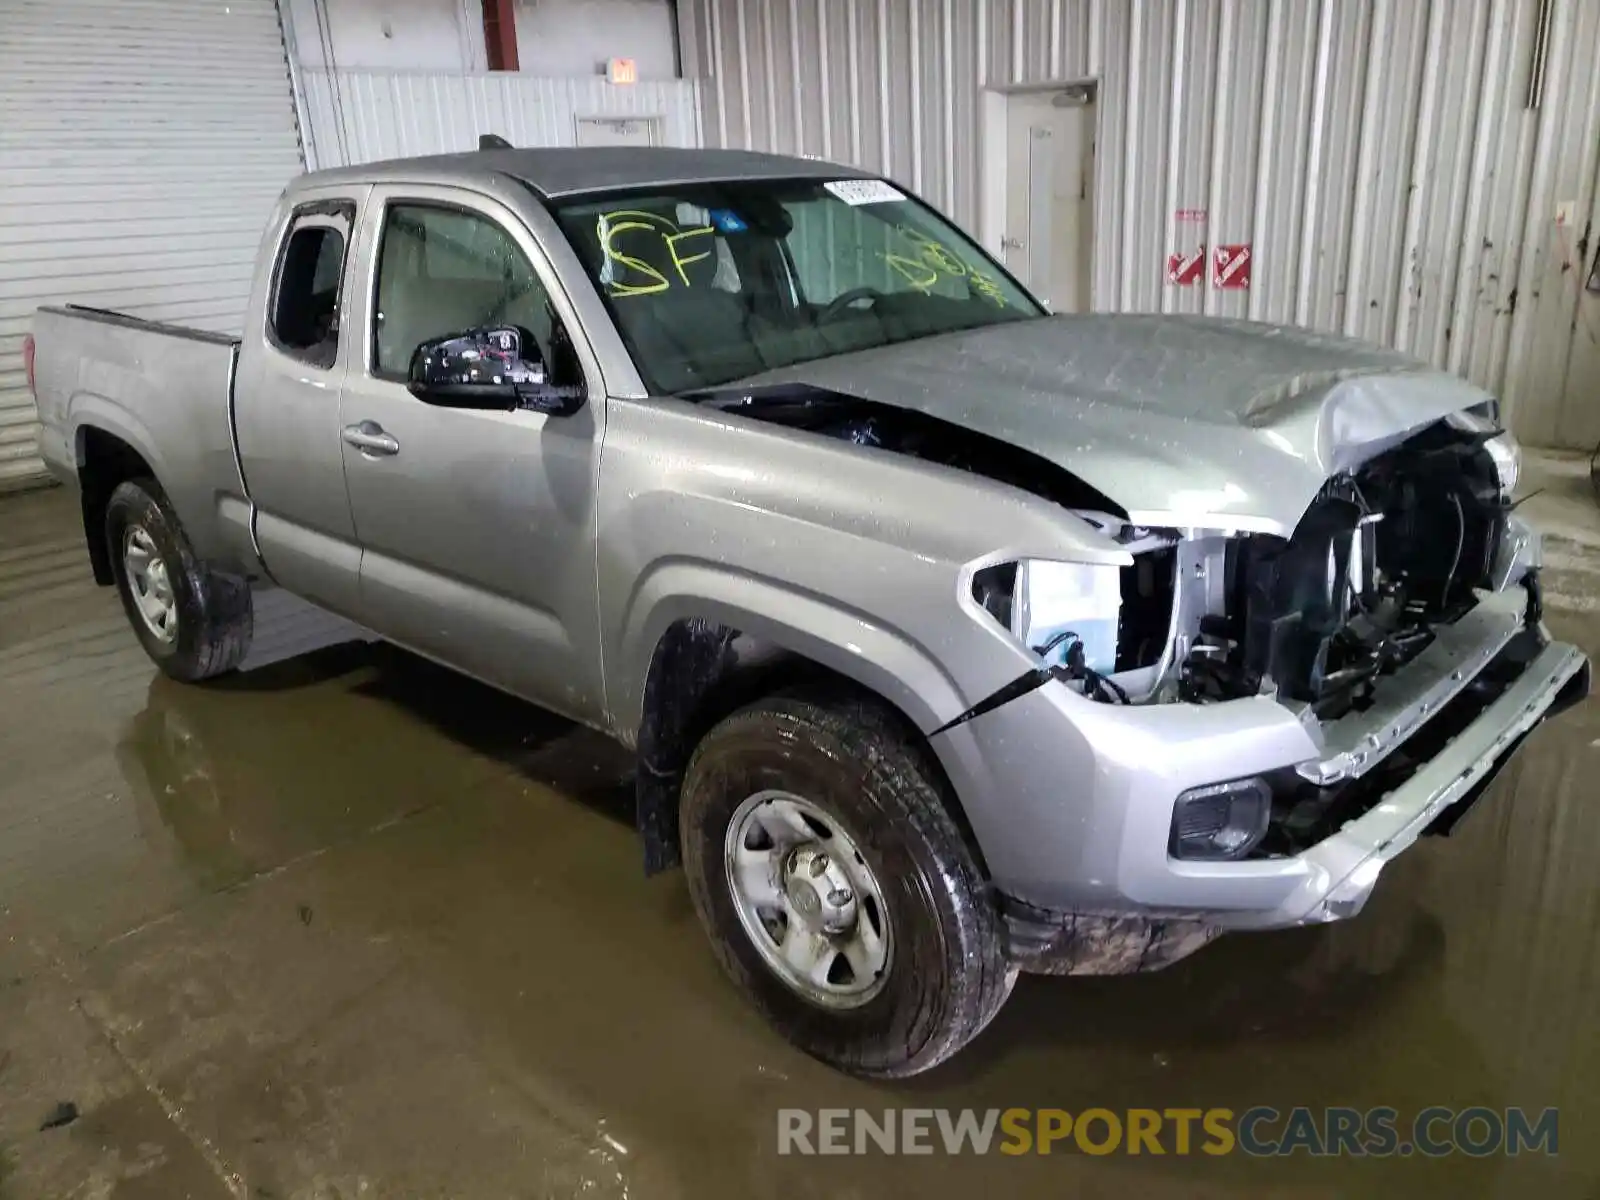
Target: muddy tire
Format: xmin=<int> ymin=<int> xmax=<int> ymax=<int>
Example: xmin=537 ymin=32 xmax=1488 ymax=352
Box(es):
xmin=680 ymin=692 xmax=1012 ymax=1077
xmin=105 ymin=479 xmax=252 ymax=681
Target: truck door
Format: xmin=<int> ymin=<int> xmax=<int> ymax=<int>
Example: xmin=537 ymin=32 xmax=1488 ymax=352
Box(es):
xmin=233 ymin=189 xmax=369 ymax=616
xmin=337 ymin=185 xmax=607 ymax=723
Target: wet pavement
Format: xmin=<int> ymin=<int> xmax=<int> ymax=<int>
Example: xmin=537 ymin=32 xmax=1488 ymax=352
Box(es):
xmin=2 ymin=460 xmax=1599 ymax=1199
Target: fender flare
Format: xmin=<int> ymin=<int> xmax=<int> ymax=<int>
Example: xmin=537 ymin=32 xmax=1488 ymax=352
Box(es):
xmin=70 ymin=395 xmax=173 ymax=488
xmin=618 ymin=559 xmax=967 ymax=742
xmin=69 ymin=399 xmax=174 ymax=583
xmin=621 ymin=561 xmax=970 ymax=872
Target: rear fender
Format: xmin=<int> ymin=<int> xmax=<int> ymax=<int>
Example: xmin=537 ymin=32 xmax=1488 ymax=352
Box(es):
xmin=70 ymin=391 xmax=249 ymax=571
xmin=72 ymin=404 xmax=174 ymax=583
xmin=72 ymin=397 xmax=173 ymax=490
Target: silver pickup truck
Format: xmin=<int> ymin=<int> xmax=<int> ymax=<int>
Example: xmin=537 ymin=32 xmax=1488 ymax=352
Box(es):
xmin=26 ymin=146 xmax=1590 ymax=1077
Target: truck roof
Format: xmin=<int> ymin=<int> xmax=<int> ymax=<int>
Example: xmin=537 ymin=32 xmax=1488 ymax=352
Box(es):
xmin=296 ymin=146 xmax=874 ymax=200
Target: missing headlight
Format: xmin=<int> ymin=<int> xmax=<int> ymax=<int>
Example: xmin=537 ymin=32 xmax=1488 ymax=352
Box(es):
xmin=969 ymin=543 xmax=1178 ymax=685
xmin=1116 ymin=543 xmax=1178 ymax=671
xmin=1014 ymin=560 xmax=1123 ymax=673
xmin=971 ymin=562 xmax=1018 ymax=631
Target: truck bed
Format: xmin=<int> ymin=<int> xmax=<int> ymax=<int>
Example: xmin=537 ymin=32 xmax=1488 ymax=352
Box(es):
xmin=30 ymin=305 xmax=250 ymax=569
xmin=44 ymin=305 xmax=240 ymax=347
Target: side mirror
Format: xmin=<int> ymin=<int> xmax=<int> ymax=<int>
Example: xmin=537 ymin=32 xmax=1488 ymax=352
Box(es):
xmin=406 ymin=326 xmax=585 ymax=415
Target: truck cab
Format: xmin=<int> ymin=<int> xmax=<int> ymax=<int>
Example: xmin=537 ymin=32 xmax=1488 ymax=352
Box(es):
xmin=234 ymin=171 xmax=613 ymax=723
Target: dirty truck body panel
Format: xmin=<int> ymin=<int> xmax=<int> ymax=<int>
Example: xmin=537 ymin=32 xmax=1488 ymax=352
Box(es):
xmin=29 ymin=308 xmax=248 ymax=568
xmin=29 ymin=146 xmax=1588 ymax=976
xmin=232 ymin=183 xmax=370 ymax=617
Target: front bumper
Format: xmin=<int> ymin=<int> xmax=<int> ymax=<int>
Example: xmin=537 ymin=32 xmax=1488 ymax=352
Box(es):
xmin=933 ymin=584 xmax=1589 ymax=964
xmin=1232 ymin=628 xmax=1586 ymax=928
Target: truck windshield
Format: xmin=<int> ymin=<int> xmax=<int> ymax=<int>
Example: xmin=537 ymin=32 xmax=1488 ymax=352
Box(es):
xmin=551 ymin=178 xmax=1043 ymax=395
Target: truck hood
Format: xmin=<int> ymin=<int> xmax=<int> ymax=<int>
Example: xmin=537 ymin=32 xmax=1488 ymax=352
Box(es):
xmin=738 ymin=314 xmax=1495 ymax=534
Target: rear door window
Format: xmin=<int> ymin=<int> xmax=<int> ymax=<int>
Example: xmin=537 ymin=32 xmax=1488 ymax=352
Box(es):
xmin=269 ymin=203 xmax=354 ymax=368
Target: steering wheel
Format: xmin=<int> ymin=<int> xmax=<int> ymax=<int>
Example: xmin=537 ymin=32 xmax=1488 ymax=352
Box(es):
xmin=818 ymin=286 xmax=887 ymax=322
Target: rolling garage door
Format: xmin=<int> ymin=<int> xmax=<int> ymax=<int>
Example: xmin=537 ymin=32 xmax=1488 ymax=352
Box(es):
xmin=0 ymin=0 xmax=304 ymax=489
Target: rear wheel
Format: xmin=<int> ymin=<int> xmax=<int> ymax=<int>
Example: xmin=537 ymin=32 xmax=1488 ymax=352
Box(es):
xmin=105 ymin=479 xmax=252 ymax=681
xmin=680 ymin=692 xmax=1012 ymax=1077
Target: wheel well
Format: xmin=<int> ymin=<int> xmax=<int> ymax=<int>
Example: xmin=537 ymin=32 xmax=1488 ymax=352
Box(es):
xmin=77 ymin=427 xmax=154 ymax=585
xmin=635 ymin=618 xmax=984 ymax=876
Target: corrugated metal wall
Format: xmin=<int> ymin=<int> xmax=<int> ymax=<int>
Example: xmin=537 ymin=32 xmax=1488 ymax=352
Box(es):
xmin=0 ymin=0 xmax=303 ymax=489
xmin=678 ymin=0 xmax=1600 ymax=449
xmin=298 ymin=69 xmax=701 ymax=170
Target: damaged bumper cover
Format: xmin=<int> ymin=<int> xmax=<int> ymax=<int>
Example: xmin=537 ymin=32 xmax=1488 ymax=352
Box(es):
xmin=935 ymin=584 xmax=1588 ymax=976
xmin=1237 ymin=628 xmax=1587 ymax=929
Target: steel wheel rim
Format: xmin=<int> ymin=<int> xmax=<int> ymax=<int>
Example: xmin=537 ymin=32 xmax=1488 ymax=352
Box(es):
xmin=123 ymin=525 xmax=178 ymax=644
xmin=724 ymin=790 xmax=893 ymax=1009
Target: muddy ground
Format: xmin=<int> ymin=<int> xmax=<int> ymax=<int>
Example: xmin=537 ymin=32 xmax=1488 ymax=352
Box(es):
xmin=2 ymin=455 xmax=1598 ymax=1198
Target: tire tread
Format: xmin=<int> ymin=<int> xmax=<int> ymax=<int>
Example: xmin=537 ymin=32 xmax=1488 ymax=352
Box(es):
xmin=106 ymin=478 xmax=252 ymax=681
xmin=682 ymin=689 xmax=1012 ymax=1077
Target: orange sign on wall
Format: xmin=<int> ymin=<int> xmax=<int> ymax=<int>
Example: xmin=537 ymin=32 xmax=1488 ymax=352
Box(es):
xmin=608 ymin=58 xmax=638 ymax=85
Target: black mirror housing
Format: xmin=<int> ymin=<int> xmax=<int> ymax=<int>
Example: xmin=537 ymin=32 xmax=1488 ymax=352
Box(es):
xmin=406 ymin=326 xmax=585 ymax=415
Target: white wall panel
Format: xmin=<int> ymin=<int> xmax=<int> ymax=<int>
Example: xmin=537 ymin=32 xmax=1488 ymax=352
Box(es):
xmin=285 ymin=0 xmax=485 ymax=70
xmin=0 ymin=0 xmax=303 ymax=489
xmin=513 ymin=0 xmax=680 ymax=80
xmin=679 ymin=0 xmax=1600 ymax=449
xmin=286 ymin=0 xmax=679 ymax=78
xmin=299 ymin=68 xmax=700 ymax=169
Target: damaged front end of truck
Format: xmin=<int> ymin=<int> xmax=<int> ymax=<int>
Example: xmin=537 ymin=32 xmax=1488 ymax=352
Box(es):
xmin=699 ymin=316 xmax=1589 ymax=975
xmin=948 ymin=410 xmax=1586 ymax=974
xmin=961 ymin=406 xmax=1577 ymax=851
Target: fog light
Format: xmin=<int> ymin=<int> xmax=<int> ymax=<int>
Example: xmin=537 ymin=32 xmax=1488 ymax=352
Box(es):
xmin=1169 ymin=778 xmax=1271 ymax=860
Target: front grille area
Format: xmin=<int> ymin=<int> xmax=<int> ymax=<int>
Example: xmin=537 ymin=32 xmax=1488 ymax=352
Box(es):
xmin=1249 ymin=617 xmax=1551 ymax=858
xmin=1178 ymin=419 xmax=1509 ymax=718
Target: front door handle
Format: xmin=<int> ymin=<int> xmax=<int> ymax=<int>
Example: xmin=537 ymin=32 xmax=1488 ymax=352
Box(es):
xmin=342 ymin=421 xmax=399 ymax=457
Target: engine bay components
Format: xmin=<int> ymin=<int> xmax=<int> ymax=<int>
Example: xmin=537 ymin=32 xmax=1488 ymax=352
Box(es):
xmin=1176 ymin=420 xmax=1510 ymax=717
xmin=961 ymin=416 xmax=1515 ymax=720
xmin=971 ymin=529 xmax=1178 ymax=706
xmin=707 ymin=381 xmax=1516 ymax=722
xmin=1012 ymin=559 xmax=1123 ymax=675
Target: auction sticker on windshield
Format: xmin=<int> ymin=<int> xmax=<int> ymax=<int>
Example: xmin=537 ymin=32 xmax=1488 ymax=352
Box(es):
xmin=825 ymin=179 xmax=905 ymax=206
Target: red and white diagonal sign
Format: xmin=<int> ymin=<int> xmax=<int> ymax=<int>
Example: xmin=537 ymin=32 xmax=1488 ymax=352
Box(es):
xmin=1167 ymin=245 xmax=1206 ymax=286
xmin=1214 ymin=244 xmax=1252 ymax=289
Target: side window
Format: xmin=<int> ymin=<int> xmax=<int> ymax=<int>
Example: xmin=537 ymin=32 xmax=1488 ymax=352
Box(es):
xmin=372 ymin=203 xmax=554 ymax=380
xmin=269 ymin=205 xmax=352 ymax=368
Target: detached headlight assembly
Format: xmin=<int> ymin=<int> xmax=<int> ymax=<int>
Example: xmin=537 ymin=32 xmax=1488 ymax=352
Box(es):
xmin=1448 ymin=405 xmax=1521 ymax=495
xmin=1486 ymin=431 xmax=1521 ymax=495
xmin=972 ymin=559 xmax=1123 ymax=673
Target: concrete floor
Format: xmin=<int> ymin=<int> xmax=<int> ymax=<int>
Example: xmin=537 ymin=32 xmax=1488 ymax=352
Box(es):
xmin=1 ymin=454 xmax=1599 ymax=1198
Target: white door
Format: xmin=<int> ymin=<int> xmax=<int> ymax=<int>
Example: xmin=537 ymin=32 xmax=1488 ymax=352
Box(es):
xmin=574 ymin=117 xmax=659 ymax=148
xmin=1002 ymin=91 xmax=1094 ymax=313
xmin=0 ymin=0 xmax=303 ymax=489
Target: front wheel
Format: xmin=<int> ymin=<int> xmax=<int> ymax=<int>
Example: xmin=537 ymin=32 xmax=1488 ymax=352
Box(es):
xmin=680 ymin=692 xmax=1013 ymax=1077
xmin=105 ymin=479 xmax=252 ymax=681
